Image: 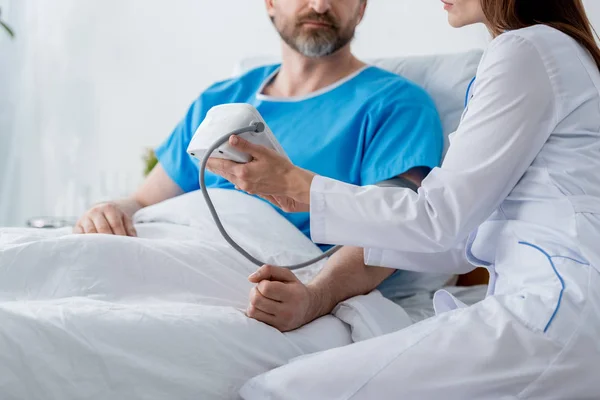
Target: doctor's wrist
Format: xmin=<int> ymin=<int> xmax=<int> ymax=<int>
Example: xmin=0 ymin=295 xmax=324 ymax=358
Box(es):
xmin=285 ymin=167 xmax=315 ymax=205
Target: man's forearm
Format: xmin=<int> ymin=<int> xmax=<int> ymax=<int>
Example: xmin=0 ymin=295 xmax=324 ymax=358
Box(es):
xmin=306 ymin=246 xmax=395 ymax=321
xmin=113 ymin=197 xmax=144 ymax=219
xmin=302 ymin=169 xmax=424 ymax=320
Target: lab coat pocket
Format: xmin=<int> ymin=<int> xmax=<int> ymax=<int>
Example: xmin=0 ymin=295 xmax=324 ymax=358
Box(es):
xmin=492 ymin=236 xmax=589 ymax=339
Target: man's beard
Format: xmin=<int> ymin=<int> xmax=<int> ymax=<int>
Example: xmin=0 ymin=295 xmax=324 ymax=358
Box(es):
xmin=273 ymin=11 xmax=357 ymax=58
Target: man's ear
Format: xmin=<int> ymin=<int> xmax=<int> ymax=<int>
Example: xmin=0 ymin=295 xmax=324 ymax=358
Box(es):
xmin=356 ymin=0 xmax=368 ymax=25
xmin=265 ymin=0 xmax=276 ymax=18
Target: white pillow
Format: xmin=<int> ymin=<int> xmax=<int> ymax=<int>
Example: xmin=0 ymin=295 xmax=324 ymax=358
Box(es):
xmin=234 ymin=49 xmax=483 ymax=155
xmin=133 ymin=189 xmax=328 ymax=283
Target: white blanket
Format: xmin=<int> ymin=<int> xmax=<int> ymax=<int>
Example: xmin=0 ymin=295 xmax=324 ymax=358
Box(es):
xmin=0 ymin=190 xmax=412 ymax=400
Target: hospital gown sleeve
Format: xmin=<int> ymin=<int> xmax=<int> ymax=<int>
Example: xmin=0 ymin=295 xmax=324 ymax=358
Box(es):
xmin=309 ymin=33 xmax=558 ymax=272
xmin=360 ymin=97 xmax=443 ymax=185
xmin=154 ymin=97 xmax=207 ymax=193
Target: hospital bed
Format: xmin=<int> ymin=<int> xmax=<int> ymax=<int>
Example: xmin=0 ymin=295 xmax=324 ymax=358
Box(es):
xmin=0 ymin=49 xmax=486 ymax=400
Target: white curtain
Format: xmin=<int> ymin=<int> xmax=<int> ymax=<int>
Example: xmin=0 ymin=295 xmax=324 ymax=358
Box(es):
xmin=0 ymin=1 xmax=141 ymax=227
xmin=0 ymin=1 xmax=87 ymax=226
xmin=0 ymin=0 xmax=29 ymax=227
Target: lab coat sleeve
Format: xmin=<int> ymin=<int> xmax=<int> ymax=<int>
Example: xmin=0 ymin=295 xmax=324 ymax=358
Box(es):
xmin=310 ymin=33 xmax=558 ymax=263
xmin=364 ymin=238 xmax=475 ymax=275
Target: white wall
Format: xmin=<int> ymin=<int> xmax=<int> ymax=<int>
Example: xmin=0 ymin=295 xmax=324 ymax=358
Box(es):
xmin=0 ymin=0 xmax=598 ymax=225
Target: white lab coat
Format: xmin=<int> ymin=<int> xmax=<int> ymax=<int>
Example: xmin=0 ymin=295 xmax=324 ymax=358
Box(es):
xmin=241 ymin=25 xmax=600 ymax=399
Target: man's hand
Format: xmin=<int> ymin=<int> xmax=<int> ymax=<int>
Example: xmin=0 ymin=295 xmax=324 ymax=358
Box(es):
xmin=73 ymin=202 xmax=137 ymax=236
xmin=246 ymin=265 xmax=318 ymax=332
xmin=72 ymin=164 xmax=185 ymax=236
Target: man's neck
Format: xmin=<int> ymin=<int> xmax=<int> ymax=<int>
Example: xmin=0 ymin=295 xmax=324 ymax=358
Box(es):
xmin=263 ymin=45 xmax=366 ymax=98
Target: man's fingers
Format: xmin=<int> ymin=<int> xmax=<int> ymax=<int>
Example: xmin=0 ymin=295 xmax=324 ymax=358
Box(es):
xmin=81 ymin=218 xmax=98 ymax=234
xmin=73 ymin=224 xmax=83 ymax=234
xmin=91 ymin=213 xmax=113 ymax=235
xmin=123 ymin=216 xmax=137 ymax=237
xmin=246 ymin=305 xmax=279 ymax=327
xmin=257 ymin=280 xmax=289 ymax=302
xmin=249 ymin=287 xmax=283 ymax=315
xmin=249 ymin=265 xmax=298 ymax=283
xmin=105 ymin=210 xmax=127 ymax=236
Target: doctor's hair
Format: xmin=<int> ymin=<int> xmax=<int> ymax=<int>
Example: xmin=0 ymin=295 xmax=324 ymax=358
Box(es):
xmin=481 ymin=0 xmax=600 ymax=70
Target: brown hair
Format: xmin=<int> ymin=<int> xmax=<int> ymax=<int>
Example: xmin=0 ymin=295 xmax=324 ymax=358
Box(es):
xmin=481 ymin=0 xmax=600 ymax=70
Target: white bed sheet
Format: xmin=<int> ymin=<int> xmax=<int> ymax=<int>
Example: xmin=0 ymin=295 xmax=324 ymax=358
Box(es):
xmin=0 ymin=190 xmax=414 ymax=400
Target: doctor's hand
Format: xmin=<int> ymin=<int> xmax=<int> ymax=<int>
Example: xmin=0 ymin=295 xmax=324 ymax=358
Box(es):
xmin=206 ymin=136 xmax=316 ymax=208
xmin=246 ymin=265 xmax=319 ymax=332
xmin=255 ymin=194 xmax=310 ymax=213
xmin=73 ymin=202 xmax=137 ymax=237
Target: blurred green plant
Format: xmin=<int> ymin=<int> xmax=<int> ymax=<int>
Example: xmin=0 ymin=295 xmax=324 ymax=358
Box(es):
xmin=143 ymin=148 xmax=158 ymax=177
xmin=0 ymin=7 xmax=15 ymax=38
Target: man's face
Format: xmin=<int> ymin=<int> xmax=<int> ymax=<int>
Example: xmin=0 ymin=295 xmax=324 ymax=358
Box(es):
xmin=268 ymin=0 xmax=366 ymax=58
